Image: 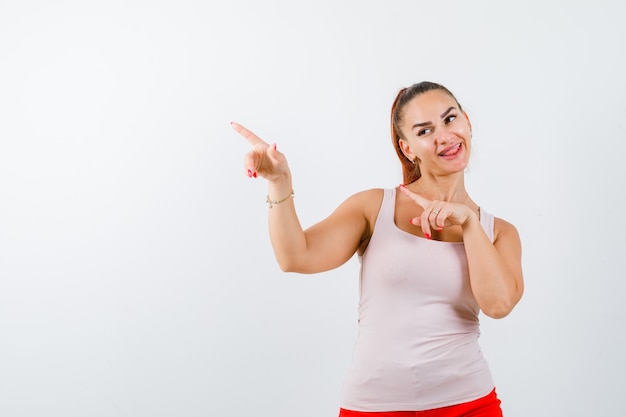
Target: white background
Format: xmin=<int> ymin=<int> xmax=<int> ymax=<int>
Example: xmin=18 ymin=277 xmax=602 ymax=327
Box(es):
xmin=1 ymin=1 xmax=625 ymax=416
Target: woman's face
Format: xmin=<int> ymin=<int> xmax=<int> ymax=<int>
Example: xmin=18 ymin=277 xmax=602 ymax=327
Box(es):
xmin=399 ymin=90 xmax=472 ymax=177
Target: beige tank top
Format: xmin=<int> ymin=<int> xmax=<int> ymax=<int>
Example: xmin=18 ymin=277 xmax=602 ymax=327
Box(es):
xmin=339 ymin=188 xmax=495 ymax=411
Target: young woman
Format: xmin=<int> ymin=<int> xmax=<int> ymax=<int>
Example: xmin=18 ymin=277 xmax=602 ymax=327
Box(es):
xmin=232 ymin=81 xmax=524 ymax=416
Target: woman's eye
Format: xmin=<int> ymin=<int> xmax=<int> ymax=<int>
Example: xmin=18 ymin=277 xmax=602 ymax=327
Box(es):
xmin=444 ymin=115 xmax=457 ymax=124
xmin=418 ymin=128 xmax=431 ymax=136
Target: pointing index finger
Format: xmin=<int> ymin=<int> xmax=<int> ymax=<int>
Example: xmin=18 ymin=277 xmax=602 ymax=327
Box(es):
xmin=230 ymin=122 xmax=268 ymax=147
xmin=399 ymin=184 xmax=430 ymax=209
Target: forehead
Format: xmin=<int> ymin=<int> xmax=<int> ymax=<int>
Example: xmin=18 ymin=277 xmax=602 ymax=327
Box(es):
xmin=402 ymin=90 xmax=459 ymax=122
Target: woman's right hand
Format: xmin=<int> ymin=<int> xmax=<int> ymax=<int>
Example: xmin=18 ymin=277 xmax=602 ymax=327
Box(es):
xmin=231 ymin=122 xmax=290 ymax=182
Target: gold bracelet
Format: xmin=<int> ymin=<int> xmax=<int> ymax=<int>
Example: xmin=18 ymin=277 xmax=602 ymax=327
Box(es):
xmin=266 ymin=190 xmax=294 ymax=208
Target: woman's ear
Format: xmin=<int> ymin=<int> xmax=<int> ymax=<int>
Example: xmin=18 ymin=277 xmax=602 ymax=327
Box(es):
xmin=464 ymin=111 xmax=472 ymax=131
xmin=399 ymin=138 xmax=415 ymax=163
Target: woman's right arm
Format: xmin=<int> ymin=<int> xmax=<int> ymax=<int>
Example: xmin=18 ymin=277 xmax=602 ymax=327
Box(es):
xmin=232 ymin=122 xmax=373 ymax=274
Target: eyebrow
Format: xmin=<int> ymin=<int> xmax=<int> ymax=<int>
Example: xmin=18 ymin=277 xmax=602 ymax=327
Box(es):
xmin=440 ymin=106 xmax=455 ymax=119
xmin=411 ymin=106 xmax=457 ymax=130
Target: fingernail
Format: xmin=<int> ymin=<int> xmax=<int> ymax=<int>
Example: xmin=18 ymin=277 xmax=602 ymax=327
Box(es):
xmin=437 ymin=227 xmax=443 ymax=231
xmin=424 ymin=233 xmax=431 ymax=240
xmin=247 ymin=169 xmax=254 ymax=178
xmin=252 ymin=171 xmax=257 ymax=178
xmin=273 ymin=143 xmax=277 ymax=151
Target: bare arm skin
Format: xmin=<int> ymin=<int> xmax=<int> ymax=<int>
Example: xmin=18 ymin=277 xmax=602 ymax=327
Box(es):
xmin=232 ymin=122 xmax=378 ymax=274
xmin=461 ymin=214 xmax=524 ymax=318
xmin=399 ymin=185 xmax=524 ymax=319
xmin=269 ymin=187 xmax=376 ymax=273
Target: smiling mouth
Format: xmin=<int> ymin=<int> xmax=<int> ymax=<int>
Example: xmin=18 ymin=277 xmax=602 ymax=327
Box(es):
xmin=438 ymin=143 xmax=461 ymax=157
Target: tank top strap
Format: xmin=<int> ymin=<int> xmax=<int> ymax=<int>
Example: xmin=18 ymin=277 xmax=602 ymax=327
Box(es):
xmin=373 ymin=188 xmax=396 ymax=229
xmin=479 ymin=207 xmax=495 ymax=243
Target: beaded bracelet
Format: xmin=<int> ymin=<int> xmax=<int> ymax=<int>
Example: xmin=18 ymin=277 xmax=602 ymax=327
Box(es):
xmin=266 ymin=190 xmax=294 ymax=208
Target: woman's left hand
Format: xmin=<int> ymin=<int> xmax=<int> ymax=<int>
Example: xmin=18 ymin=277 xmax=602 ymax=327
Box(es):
xmin=399 ymin=185 xmax=477 ymax=238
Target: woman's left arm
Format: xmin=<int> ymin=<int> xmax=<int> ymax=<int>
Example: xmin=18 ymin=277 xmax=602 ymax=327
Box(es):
xmin=398 ymin=185 xmax=524 ymax=319
xmin=462 ymin=215 xmax=524 ymax=319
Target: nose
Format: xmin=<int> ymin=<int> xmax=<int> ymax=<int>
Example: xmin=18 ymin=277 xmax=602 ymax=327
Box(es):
xmin=435 ymin=126 xmax=455 ymax=144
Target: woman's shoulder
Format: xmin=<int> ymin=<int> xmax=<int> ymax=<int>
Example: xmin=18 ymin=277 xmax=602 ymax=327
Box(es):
xmin=340 ymin=188 xmax=386 ymax=217
xmin=493 ymin=215 xmax=521 ymax=244
xmin=345 ymin=188 xmax=386 ymax=207
xmin=345 ymin=189 xmax=387 ymax=254
xmin=350 ymin=187 xmax=386 ymax=198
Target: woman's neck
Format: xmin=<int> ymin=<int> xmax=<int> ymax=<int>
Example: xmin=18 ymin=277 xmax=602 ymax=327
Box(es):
xmin=407 ymin=174 xmax=469 ymax=203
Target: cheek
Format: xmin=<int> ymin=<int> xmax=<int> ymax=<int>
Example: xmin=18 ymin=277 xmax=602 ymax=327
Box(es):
xmin=455 ymin=126 xmax=471 ymax=139
xmin=412 ymin=142 xmax=436 ymax=161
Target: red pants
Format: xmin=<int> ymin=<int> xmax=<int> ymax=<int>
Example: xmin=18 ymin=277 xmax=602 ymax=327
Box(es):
xmin=339 ymin=389 xmax=503 ymax=417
